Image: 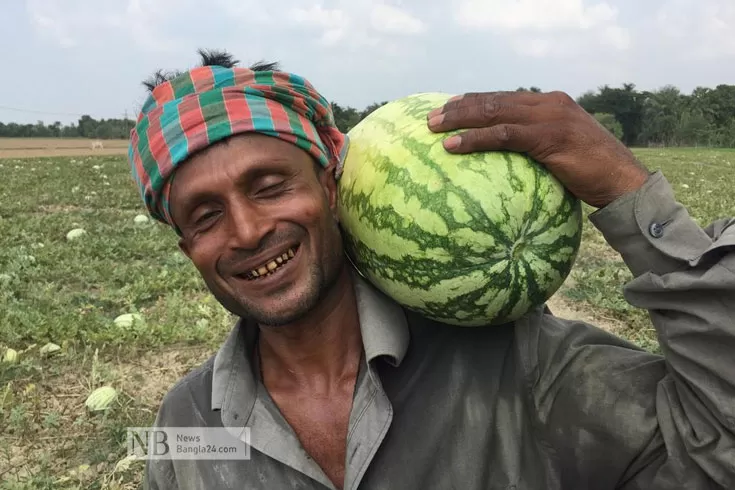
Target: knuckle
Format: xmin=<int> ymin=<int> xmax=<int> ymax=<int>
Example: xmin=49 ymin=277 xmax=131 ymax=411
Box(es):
xmin=481 ymin=101 xmax=500 ymax=120
xmin=461 ymin=130 xmax=479 ymax=149
xmin=452 ymin=92 xmax=481 ymax=108
xmin=494 ymin=124 xmax=511 ymax=143
xmin=549 ymin=90 xmax=575 ymax=106
xmin=454 ymin=106 xmax=472 ymax=123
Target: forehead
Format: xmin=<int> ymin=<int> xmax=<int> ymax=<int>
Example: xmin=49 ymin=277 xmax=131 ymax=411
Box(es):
xmin=178 ymin=133 xmax=314 ymax=183
xmin=188 ymin=133 xmax=312 ymax=174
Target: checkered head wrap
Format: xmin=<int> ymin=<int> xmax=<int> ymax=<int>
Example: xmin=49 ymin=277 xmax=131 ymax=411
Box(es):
xmin=128 ymin=65 xmax=349 ymax=234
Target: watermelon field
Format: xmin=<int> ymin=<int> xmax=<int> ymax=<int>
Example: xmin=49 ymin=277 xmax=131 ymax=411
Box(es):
xmin=1 ymin=147 xmax=733 ymax=488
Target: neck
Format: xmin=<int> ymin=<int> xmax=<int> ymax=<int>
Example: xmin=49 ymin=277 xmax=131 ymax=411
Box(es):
xmin=257 ymin=266 xmax=362 ymax=393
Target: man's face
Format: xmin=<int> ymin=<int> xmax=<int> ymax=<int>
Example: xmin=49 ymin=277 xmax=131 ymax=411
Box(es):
xmin=169 ymin=133 xmax=345 ymax=326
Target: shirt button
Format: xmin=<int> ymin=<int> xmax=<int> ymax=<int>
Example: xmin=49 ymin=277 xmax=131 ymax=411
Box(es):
xmin=649 ymin=222 xmax=664 ymax=238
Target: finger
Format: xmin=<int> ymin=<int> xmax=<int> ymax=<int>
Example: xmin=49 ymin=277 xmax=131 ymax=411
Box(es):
xmin=442 ymin=124 xmax=539 ymax=155
xmin=428 ymin=101 xmax=536 ymax=132
xmin=428 ymin=91 xmax=545 ymax=119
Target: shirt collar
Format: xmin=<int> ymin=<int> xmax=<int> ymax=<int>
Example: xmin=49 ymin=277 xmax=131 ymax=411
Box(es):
xmin=211 ymin=270 xmax=410 ymax=412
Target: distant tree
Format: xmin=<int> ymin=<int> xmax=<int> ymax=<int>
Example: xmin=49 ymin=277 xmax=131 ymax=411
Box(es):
xmin=95 ymin=124 xmax=114 ymax=139
xmin=61 ymin=124 xmax=79 ymax=138
xmin=593 ymin=113 xmax=623 ymax=140
xmin=77 ymin=115 xmax=96 ymax=138
xmin=675 ymin=109 xmax=713 ymax=146
xmin=577 ymin=83 xmax=645 ymax=146
xmin=32 ymin=120 xmax=51 ymax=137
xmin=359 ymin=101 xmax=389 ymax=120
xmin=576 ymin=90 xmax=598 ymax=110
xmin=50 ymin=121 xmax=62 ymax=137
xmin=331 ymin=102 xmax=362 ymax=133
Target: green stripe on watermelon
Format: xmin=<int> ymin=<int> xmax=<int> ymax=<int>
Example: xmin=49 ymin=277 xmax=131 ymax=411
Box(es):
xmin=338 ymin=93 xmax=582 ymax=326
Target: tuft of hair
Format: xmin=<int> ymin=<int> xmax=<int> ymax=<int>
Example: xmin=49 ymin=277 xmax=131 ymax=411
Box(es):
xmin=142 ymin=69 xmax=184 ymax=92
xmin=249 ymin=59 xmax=282 ymax=72
xmin=197 ymin=48 xmax=240 ymax=68
xmin=141 ymin=49 xmax=282 ymax=93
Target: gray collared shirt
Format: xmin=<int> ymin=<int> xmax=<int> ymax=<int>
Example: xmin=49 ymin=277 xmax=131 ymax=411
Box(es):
xmin=145 ymin=171 xmax=735 ymax=489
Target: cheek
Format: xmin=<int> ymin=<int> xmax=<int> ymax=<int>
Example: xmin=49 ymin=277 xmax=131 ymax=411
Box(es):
xmin=300 ymin=199 xmax=328 ymax=225
xmin=186 ymin=242 xmax=221 ymax=277
xmin=287 ymin=188 xmax=332 ymax=225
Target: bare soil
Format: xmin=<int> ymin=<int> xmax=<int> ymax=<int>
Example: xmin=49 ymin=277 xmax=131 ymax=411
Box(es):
xmin=0 ymin=137 xmax=129 ymax=158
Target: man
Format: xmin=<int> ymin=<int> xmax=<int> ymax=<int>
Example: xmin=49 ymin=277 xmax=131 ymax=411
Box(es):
xmin=130 ymin=50 xmax=735 ymax=489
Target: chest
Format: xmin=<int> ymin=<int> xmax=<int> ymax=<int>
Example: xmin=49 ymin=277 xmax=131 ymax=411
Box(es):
xmin=271 ymin=389 xmax=354 ymax=488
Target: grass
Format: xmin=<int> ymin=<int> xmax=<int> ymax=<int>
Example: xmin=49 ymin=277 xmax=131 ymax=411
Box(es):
xmin=0 ymin=147 xmax=733 ymax=487
xmin=0 ymin=155 xmax=234 ymax=488
xmin=560 ymin=147 xmax=734 ymax=352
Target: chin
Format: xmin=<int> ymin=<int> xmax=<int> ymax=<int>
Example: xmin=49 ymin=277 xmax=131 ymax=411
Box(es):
xmin=245 ymin=289 xmax=324 ymax=327
xmin=209 ymin=248 xmax=345 ymax=327
xmin=225 ymin=271 xmax=328 ymax=327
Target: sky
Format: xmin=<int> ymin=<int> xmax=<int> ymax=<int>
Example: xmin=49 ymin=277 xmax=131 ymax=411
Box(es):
xmin=1 ymin=0 xmax=734 ymax=125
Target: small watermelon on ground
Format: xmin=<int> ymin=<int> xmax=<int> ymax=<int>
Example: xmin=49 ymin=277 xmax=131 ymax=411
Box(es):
xmin=40 ymin=342 xmax=61 ymax=357
xmin=337 ymin=92 xmax=583 ymax=326
xmin=66 ymin=228 xmax=86 ymax=241
xmin=3 ymin=348 xmax=19 ymax=364
xmin=85 ymin=386 xmax=118 ymax=412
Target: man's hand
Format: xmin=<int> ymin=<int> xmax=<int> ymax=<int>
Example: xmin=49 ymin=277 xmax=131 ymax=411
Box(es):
xmin=427 ymin=91 xmax=650 ymax=208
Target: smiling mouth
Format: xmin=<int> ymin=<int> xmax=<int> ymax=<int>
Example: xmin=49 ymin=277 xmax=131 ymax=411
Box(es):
xmin=239 ymin=246 xmax=298 ymax=280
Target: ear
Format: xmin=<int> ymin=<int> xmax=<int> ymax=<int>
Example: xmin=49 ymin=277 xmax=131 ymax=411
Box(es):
xmin=318 ymin=165 xmax=340 ymax=222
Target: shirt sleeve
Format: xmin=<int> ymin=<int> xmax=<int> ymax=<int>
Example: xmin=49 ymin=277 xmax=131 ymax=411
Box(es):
xmin=519 ymin=170 xmax=735 ymax=489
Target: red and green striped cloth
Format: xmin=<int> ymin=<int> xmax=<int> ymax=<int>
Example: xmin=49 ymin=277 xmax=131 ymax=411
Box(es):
xmin=128 ymin=65 xmax=349 ymax=233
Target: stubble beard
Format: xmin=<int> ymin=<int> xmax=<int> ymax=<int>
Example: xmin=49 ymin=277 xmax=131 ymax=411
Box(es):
xmin=209 ymin=245 xmax=345 ymax=328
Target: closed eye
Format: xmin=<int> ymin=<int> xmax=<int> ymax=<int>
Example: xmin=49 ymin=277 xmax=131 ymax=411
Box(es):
xmin=257 ymin=181 xmax=288 ymax=197
xmin=194 ymin=210 xmax=220 ymax=225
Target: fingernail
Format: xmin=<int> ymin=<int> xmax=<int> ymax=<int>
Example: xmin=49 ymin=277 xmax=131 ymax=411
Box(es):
xmin=428 ymin=114 xmax=444 ymax=127
xmin=448 ymin=94 xmax=463 ymax=102
xmin=427 ymin=108 xmax=442 ymax=119
xmin=443 ymin=135 xmax=461 ymax=150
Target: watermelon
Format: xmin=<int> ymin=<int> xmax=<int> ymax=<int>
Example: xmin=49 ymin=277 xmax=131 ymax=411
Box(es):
xmin=337 ymin=92 xmax=582 ymax=326
xmin=85 ymin=386 xmax=118 ymax=412
xmin=3 ymin=348 xmax=19 ymax=364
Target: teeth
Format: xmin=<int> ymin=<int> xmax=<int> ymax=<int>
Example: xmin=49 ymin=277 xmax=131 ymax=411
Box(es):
xmin=247 ymin=247 xmax=297 ymax=280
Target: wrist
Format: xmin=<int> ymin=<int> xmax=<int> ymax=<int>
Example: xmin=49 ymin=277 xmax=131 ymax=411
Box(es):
xmin=599 ymin=166 xmax=650 ymax=208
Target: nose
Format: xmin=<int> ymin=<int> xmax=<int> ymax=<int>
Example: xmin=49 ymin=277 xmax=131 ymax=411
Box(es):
xmin=225 ymin=196 xmax=273 ymax=251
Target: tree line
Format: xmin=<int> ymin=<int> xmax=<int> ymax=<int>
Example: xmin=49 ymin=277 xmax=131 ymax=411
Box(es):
xmin=578 ymin=83 xmax=735 ymax=148
xmin=1 ymin=83 xmax=734 ymax=148
xmin=0 ymin=115 xmax=133 ymax=140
